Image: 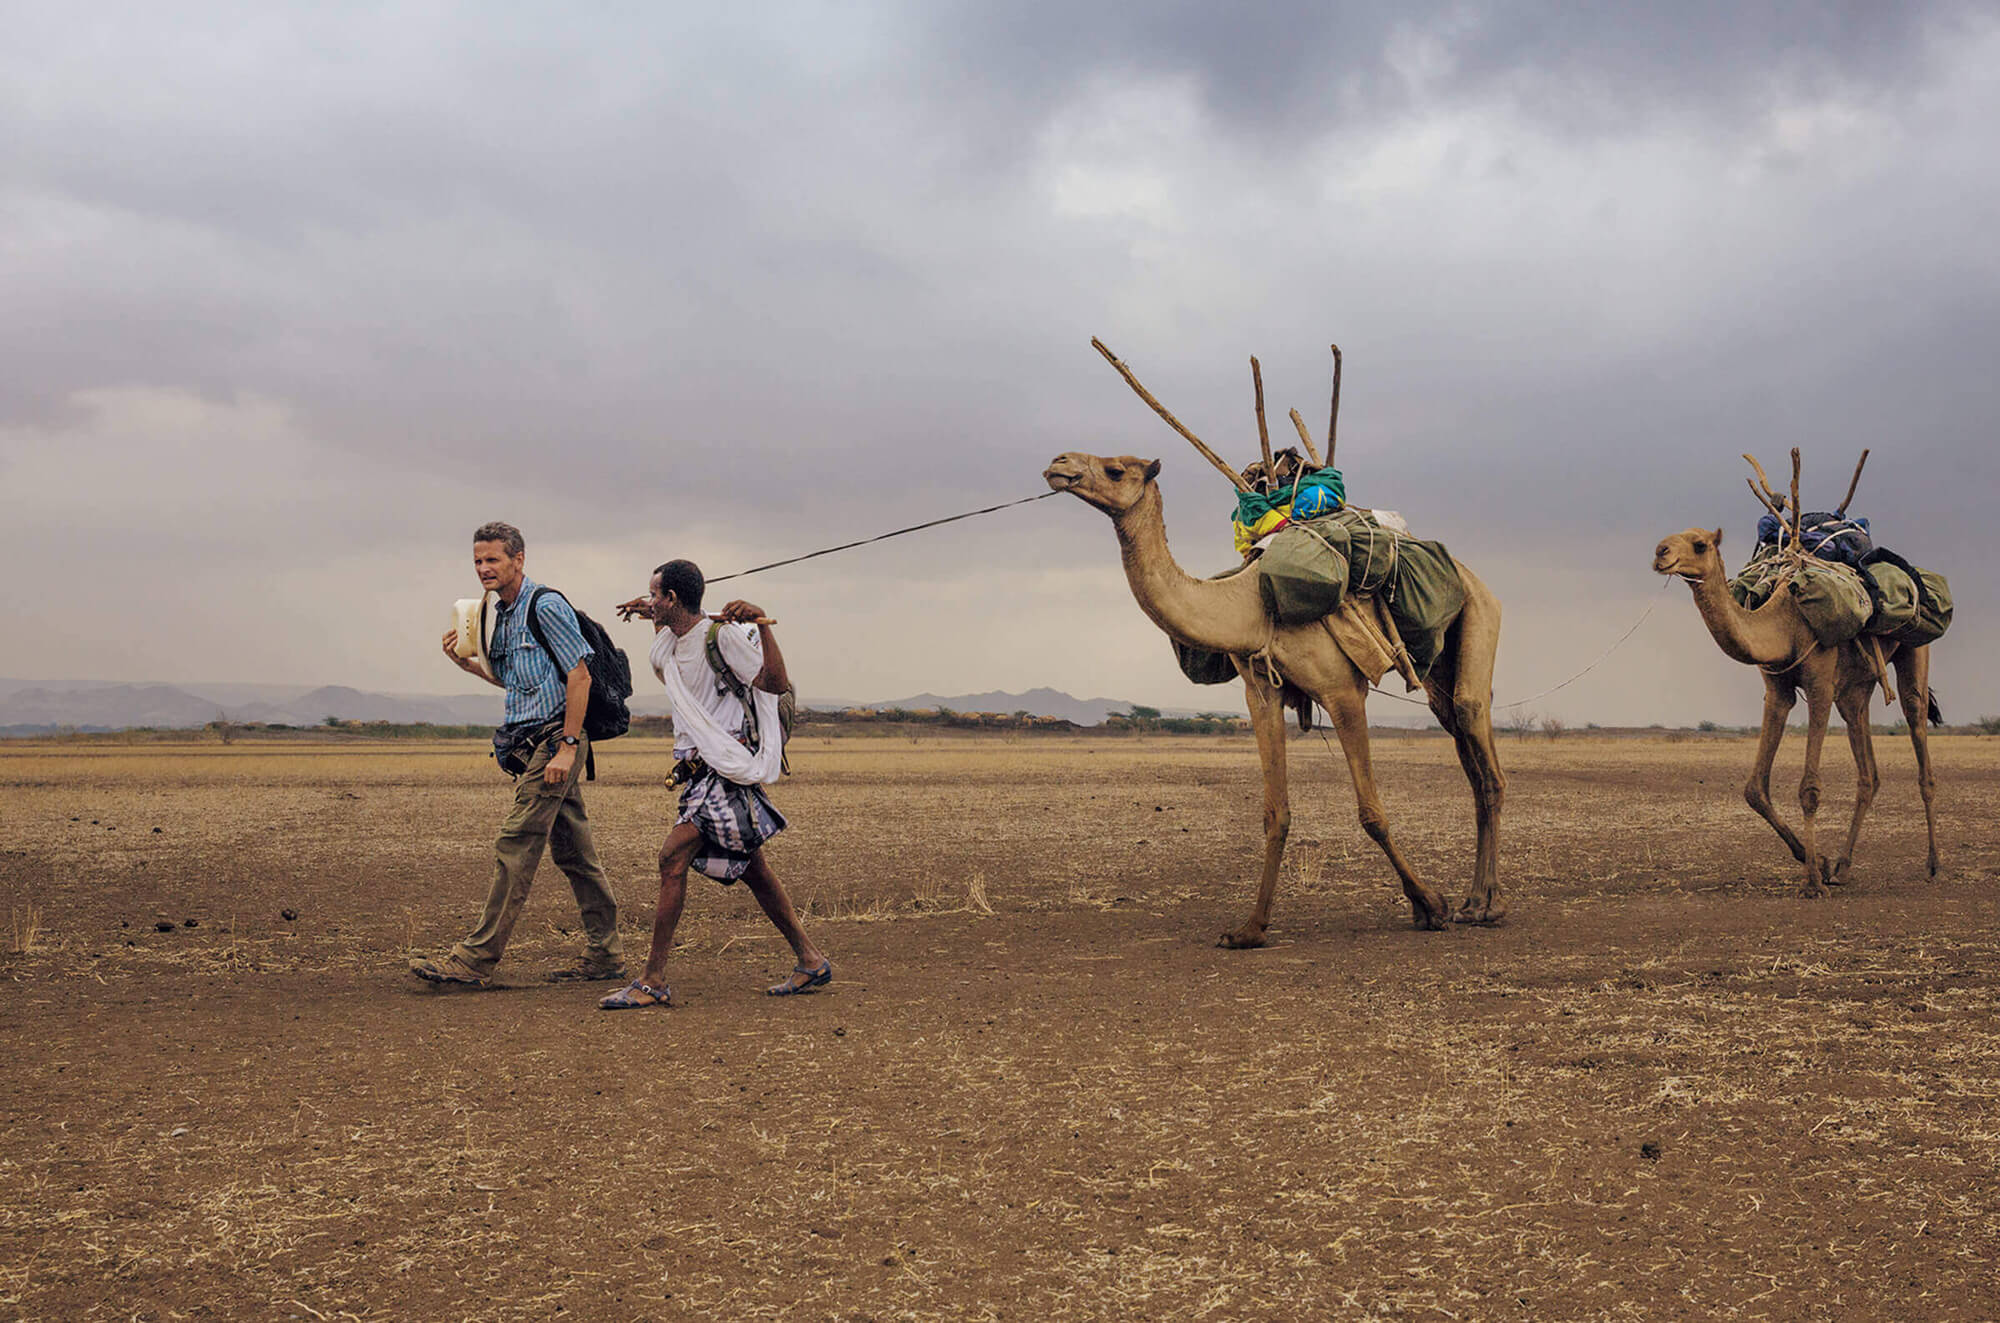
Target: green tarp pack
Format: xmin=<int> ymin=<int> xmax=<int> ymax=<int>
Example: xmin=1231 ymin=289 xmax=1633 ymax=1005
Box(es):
xmin=1789 ymin=561 xmax=1873 ymax=647
xmin=1176 ymin=505 xmax=1466 ymax=687
xmin=1173 ymin=639 xmax=1240 ymax=685
xmin=1733 ymin=548 xmax=1949 ymax=648
xmin=1255 ymin=509 xmax=1465 ymax=679
xmin=1893 ymin=566 xmax=1953 ymax=646
xmin=1728 ymin=546 xmax=1790 ymax=610
xmin=1863 ymin=562 xmax=1918 ymax=635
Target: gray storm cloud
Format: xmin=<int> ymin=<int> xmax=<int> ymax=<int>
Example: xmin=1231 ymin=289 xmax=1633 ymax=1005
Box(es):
xmin=3 ymin=1 xmax=1995 ymax=724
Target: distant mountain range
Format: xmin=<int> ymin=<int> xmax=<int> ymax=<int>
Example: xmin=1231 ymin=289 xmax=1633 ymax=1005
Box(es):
xmin=0 ymin=679 xmax=1242 ymax=734
xmin=0 ymin=681 xmax=506 ymax=733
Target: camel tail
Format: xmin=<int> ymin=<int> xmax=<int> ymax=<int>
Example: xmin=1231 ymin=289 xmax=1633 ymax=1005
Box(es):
xmin=1927 ymin=689 xmax=1943 ymax=728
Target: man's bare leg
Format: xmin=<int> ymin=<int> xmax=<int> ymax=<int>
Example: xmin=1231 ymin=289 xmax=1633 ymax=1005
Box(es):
xmin=741 ymin=849 xmax=828 ymax=992
xmin=637 ymin=822 xmax=702 ymax=989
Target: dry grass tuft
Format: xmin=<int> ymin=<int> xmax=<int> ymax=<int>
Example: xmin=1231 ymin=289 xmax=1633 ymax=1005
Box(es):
xmin=964 ymin=871 xmax=995 ymax=916
xmin=801 ymin=881 xmax=897 ymax=922
xmin=7 ymin=904 xmax=43 ymax=956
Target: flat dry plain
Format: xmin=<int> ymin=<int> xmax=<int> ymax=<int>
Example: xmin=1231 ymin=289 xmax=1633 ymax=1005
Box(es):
xmin=3 ymin=730 xmax=1999 ymax=1321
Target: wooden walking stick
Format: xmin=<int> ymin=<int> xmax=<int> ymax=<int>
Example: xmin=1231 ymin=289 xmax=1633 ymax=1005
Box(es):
xmin=1092 ymin=338 xmax=1252 ymax=494
xmin=1288 ymin=409 xmax=1323 ymax=466
xmin=1836 ymin=449 xmax=1871 ymax=517
xmin=1788 ymin=448 xmax=1805 ymax=568
xmin=1831 ymin=446 xmax=1891 ymax=701
xmin=1325 ymin=344 xmax=1343 ymax=468
xmin=1744 ymin=452 xmax=1788 ymax=518
xmin=1250 ymin=356 xmax=1275 ymax=479
xmin=1743 ymin=453 xmax=1788 ymax=524
xmin=1865 ymin=633 xmax=1896 ymax=705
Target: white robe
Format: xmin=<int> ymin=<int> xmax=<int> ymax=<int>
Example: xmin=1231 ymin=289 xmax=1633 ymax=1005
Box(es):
xmin=650 ymin=619 xmax=786 ymax=786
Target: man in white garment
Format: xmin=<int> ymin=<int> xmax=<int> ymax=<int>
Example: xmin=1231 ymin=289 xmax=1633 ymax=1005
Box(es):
xmin=598 ymin=558 xmax=831 ymax=1009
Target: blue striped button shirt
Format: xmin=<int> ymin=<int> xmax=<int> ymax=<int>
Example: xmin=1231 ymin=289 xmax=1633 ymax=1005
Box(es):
xmin=489 ymin=577 xmax=594 ymax=727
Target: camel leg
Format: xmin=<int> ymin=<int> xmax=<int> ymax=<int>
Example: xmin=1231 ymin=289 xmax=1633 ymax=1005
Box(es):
xmin=1744 ymin=679 xmax=1810 ymax=867
xmin=1795 ymin=680 xmax=1834 ymax=897
xmin=1425 ymin=612 xmax=1507 ymax=924
xmin=1222 ymin=666 xmax=1291 ymax=949
xmin=1830 ymin=685 xmax=1879 ymax=885
xmin=1325 ymin=685 xmax=1450 ymax=931
xmin=1894 ymin=645 xmax=1941 ymax=878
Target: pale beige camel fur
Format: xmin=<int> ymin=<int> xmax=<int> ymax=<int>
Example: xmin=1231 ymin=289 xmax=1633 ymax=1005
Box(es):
xmin=1651 ymin=526 xmax=1940 ymax=895
xmin=1043 ymin=451 xmax=1507 ymax=946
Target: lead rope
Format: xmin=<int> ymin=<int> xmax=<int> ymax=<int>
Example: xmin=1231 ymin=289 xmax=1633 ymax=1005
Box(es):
xmin=706 ymin=491 xmax=1061 ymax=583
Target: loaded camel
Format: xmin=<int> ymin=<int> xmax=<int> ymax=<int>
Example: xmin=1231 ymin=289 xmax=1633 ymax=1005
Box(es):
xmin=1651 ymin=449 xmax=1941 ymax=896
xmin=1044 ymin=340 xmax=1506 ymax=947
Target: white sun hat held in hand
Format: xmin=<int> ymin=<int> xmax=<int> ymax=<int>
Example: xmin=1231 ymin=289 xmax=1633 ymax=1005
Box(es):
xmin=451 ymin=594 xmax=496 ymax=680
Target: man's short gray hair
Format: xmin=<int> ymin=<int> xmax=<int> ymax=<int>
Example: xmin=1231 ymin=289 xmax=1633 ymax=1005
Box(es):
xmin=472 ymin=521 xmax=525 ymax=557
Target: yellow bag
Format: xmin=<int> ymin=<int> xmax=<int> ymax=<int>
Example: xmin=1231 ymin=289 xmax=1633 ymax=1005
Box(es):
xmin=1232 ymin=505 xmax=1292 ymax=556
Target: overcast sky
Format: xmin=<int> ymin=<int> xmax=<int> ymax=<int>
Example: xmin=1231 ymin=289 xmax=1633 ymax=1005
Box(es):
xmin=4 ymin=1 xmax=1996 ymax=725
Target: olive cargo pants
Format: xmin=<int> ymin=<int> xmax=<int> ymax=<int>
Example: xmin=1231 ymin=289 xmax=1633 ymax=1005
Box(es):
xmin=452 ymin=733 xmax=622 ymax=975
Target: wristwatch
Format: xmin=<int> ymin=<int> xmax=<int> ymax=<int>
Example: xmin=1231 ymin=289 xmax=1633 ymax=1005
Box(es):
xmin=559 ymin=735 xmax=580 ymax=747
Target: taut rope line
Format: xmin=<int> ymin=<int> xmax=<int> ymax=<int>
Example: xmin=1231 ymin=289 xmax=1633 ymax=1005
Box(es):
xmin=705 ymin=491 xmax=1061 ymax=584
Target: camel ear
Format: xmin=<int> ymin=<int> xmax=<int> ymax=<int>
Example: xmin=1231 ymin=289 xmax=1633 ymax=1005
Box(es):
xmin=1711 ymin=527 xmax=1724 ymax=547
xmin=1143 ymin=458 xmax=1162 ymax=483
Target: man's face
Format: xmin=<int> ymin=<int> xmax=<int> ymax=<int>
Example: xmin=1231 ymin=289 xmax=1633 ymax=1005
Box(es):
xmin=645 ymin=571 xmax=674 ymax=624
xmin=474 ymin=541 xmax=526 ymax=597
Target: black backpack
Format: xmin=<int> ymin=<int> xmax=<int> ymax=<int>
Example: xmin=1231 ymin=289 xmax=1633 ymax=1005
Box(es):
xmin=523 ymin=588 xmax=632 ymax=774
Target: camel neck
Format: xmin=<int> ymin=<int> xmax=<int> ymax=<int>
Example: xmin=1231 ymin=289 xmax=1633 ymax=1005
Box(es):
xmin=1110 ymin=484 xmax=1273 ymax=654
xmin=1685 ymin=560 xmax=1806 ymax=667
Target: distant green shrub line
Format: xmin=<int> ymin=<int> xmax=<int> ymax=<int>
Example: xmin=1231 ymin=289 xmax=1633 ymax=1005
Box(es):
xmin=12 ymin=710 xmax=1995 ymax=744
xmin=297 ymin=720 xmax=492 ymax=738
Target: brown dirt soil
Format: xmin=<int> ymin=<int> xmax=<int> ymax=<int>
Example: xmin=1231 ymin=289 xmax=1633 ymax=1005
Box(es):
xmin=3 ymin=732 xmax=1998 ymax=1321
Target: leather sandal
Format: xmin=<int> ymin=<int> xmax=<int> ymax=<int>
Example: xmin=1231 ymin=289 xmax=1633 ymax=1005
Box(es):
xmin=598 ymin=979 xmax=671 ymax=1010
xmin=767 ymin=958 xmax=833 ymax=996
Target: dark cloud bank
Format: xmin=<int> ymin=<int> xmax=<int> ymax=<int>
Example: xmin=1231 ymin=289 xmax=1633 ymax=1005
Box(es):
xmin=3 ymin=1 xmax=1995 ymax=724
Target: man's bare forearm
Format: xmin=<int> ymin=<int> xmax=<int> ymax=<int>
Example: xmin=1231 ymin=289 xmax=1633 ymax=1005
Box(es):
xmin=563 ymin=662 xmax=591 ymax=737
xmin=753 ymin=625 xmax=789 ymax=695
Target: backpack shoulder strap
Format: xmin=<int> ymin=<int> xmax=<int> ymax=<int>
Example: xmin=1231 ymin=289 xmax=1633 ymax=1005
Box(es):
xmin=522 ymin=586 xmax=556 ymax=658
xmin=526 ymin=588 xmax=601 ymax=779
xmin=703 ymin=620 xmax=750 ymax=696
xmin=525 ymin=586 xmax=596 ymax=663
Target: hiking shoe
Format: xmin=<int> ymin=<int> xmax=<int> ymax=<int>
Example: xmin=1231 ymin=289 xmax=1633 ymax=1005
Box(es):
xmin=542 ymin=957 xmax=628 ymax=984
xmin=409 ymin=953 xmax=492 ymax=988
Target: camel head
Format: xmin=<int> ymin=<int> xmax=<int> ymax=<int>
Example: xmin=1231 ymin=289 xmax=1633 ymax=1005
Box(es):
xmin=1044 ymin=452 xmax=1162 ymax=516
xmin=1653 ymin=527 xmax=1725 ymax=582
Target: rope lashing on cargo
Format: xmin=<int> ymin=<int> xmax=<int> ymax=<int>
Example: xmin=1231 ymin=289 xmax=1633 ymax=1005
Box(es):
xmin=705 ymin=491 xmax=1061 ymax=584
xmin=1361 ymin=577 xmax=1674 ymax=711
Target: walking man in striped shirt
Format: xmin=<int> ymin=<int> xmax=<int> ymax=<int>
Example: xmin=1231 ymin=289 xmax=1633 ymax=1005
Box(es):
xmin=410 ymin=521 xmax=625 ymax=988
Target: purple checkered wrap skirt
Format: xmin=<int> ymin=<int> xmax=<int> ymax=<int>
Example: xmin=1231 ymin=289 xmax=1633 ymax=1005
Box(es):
xmin=677 ymin=769 xmax=788 ymax=882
